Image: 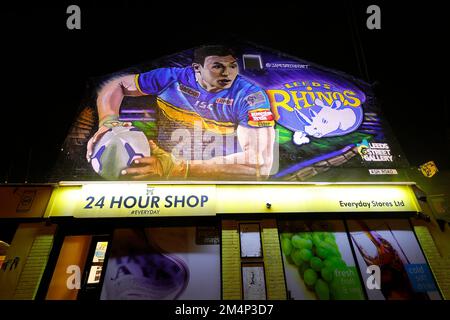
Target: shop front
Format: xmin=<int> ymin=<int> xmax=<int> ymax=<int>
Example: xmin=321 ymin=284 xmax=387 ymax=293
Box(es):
xmin=32 ymin=182 xmax=441 ymax=300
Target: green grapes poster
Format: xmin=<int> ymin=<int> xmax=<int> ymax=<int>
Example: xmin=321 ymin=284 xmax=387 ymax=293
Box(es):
xmin=278 ymin=220 xmax=365 ymax=300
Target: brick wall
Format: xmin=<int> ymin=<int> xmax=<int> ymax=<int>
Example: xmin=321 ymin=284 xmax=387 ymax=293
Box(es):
xmin=260 ymin=220 xmax=287 ymax=300
xmin=414 ymin=226 xmax=450 ymax=300
xmin=13 ymin=228 xmax=55 ymax=300
xmin=221 ymin=220 xmax=241 ymax=299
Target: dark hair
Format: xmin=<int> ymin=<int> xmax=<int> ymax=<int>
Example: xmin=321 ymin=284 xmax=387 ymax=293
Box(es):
xmin=193 ymin=45 xmax=237 ymax=66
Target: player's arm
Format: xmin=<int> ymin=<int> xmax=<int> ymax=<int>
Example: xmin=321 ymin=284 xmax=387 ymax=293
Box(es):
xmin=188 ymin=125 xmax=275 ymax=178
xmin=97 ymin=67 xmax=181 ymax=124
xmin=96 ymin=74 xmax=143 ymax=126
xmin=123 ymin=125 xmax=275 ymax=180
xmin=86 ymin=74 xmax=144 ymax=161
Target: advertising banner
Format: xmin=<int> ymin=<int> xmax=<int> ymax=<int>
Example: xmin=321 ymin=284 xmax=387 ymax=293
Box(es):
xmin=45 ymin=184 xmax=216 ymax=218
xmin=52 ymin=42 xmax=409 ymax=182
xmin=278 ymin=220 xmax=365 ymax=300
xmin=347 ymin=219 xmax=441 ymax=300
xmin=44 ymin=184 xmax=419 ymax=218
xmin=100 ymin=227 xmax=220 ymax=300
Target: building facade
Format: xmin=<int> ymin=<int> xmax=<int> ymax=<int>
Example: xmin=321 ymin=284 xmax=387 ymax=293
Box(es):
xmin=1 ymin=43 xmax=449 ymax=300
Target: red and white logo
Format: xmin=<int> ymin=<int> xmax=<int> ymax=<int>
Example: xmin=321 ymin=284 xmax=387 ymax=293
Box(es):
xmin=248 ymin=109 xmax=274 ymax=122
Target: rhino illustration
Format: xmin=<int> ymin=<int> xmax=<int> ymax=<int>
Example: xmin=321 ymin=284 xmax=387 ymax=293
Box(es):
xmin=292 ymin=98 xmax=357 ymax=145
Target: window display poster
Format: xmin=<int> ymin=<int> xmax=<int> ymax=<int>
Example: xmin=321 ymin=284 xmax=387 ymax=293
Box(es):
xmin=347 ymin=219 xmax=441 ymax=300
xmin=240 ymin=224 xmax=262 ymax=258
xmin=278 ymin=220 xmax=365 ymax=300
xmin=100 ymin=227 xmax=220 ymax=300
xmin=242 ymin=263 xmax=266 ymax=300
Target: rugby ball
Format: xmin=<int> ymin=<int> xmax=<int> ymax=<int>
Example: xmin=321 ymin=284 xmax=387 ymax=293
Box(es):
xmin=90 ymin=126 xmax=150 ymax=180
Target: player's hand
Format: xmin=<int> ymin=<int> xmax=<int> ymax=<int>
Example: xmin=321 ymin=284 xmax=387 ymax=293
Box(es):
xmin=121 ymin=140 xmax=188 ymax=180
xmin=120 ymin=156 xmax=164 ymax=180
xmin=86 ymin=121 xmax=132 ymax=162
xmin=86 ymin=125 xmax=110 ymax=162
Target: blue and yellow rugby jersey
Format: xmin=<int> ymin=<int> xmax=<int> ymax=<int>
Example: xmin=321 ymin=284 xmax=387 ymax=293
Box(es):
xmin=134 ymin=67 xmax=275 ymax=135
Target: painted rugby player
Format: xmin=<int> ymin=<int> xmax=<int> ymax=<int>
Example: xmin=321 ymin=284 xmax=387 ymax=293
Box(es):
xmin=86 ymin=45 xmax=275 ymax=180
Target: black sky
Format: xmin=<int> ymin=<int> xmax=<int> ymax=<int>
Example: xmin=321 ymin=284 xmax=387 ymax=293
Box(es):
xmin=2 ymin=1 xmax=449 ymax=182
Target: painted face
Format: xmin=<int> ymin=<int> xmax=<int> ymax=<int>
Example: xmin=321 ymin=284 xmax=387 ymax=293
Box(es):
xmin=194 ymin=55 xmax=238 ymax=92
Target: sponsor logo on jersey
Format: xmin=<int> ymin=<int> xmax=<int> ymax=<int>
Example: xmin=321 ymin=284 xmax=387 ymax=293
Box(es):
xmin=248 ymin=109 xmax=275 ymax=127
xmin=179 ymin=83 xmax=200 ymax=98
xmin=245 ymin=91 xmax=266 ymax=106
xmin=248 ymin=109 xmax=274 ymax=122
xmin=215 ymin=97 xmax=234 ymax=105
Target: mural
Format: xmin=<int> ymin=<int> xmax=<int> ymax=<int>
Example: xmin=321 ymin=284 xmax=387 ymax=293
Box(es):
xmin=52 ymin=42 xmax=409 ymax=182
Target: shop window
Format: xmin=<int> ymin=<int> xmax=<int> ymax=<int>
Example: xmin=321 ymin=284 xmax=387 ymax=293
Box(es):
xmin=238 ymin=222 xmax=267 ymax=300
xmin=347 ymin=219 xmax=441 ymax=300
xmin=0 ymin=241 xmax=9 ymax=269
xmin=0 ymin=222 xmax=19 ymax=269
xmin=78 ymin=235 xmax=110 ymax=300
xmin=46 ymin=235 xmax=92 ymax=300
xmin=242 ymin=262 xmax=267 ymax=300
xmin=86 ymin=241 xmax=109 ymax=284
xmin=278 ymin=219 xmax=365 ymax=300
xmin=100 ymin=226 xmax=220 ymax=300
xmin=239 ymin=223 xmax=263 ymax=258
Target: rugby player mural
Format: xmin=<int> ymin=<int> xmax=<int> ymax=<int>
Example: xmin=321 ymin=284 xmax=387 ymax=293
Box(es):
xmin=52 ymin=42 xmax=409 ymax=182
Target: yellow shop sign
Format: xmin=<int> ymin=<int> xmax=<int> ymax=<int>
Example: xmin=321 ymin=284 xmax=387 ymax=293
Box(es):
xmin=45 ymin=184 xmax=216 ymax=218
xmin=45 ymin=183 xmax=420 ymax=218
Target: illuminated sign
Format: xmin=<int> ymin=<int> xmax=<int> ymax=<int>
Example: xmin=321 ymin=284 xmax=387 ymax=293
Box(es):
xmin=45 ymin=184 xmax=420 ymax=218
xmin=215 ymin=185 xmax=419 ymax=214
xmin=46 ymin=184 xmax=216 ymax=218
xmin=419 ymin=161 xmax=438 ymax=178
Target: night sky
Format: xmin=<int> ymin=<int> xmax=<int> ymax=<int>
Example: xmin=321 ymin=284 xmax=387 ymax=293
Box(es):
xmin=2 ymin=1 xmax=449 ymax=182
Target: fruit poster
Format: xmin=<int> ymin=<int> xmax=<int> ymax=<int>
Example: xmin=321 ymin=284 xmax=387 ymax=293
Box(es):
xmin=278 ymin=220 xmax=365 ymax=300
xmin=347 ymin=219 xmax=441 ymax=300
xmin=100 ymin=226 xmax=220 ymax=300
